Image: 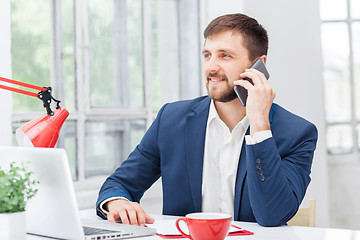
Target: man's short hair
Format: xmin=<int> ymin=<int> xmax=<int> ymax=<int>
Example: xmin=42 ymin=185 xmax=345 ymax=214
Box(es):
xmin=204 ymin=13 xmax=268 ymax=61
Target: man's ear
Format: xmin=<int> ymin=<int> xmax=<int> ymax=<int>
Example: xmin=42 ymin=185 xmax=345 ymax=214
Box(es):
xmin=258 ymin=55 xmax=267 ymax=64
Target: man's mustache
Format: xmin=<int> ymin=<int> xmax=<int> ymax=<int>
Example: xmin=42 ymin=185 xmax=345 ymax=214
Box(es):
xmin=207 ymin=72 xmax=228 ymax=81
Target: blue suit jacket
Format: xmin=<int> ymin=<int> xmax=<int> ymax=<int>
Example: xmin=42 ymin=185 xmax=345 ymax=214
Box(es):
xmin=96 ymin=96 xmax=317 ymax=226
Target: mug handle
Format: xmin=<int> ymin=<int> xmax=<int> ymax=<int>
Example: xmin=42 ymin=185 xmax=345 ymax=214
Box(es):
xmin=175 ymin=217 xmax=192 ymax=239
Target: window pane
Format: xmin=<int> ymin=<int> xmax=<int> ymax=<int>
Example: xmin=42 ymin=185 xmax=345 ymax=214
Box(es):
xmin=326 ymin=124 xmax=353 ymax=154
xmin=152 ymin=0 xmax=160 ymax=111
xmin=321 ymin=23 xmax=351 ymax=122
xmin=353 ymin=22 xmax=360 ymax=119
xmin=88 ymin=0 xmax=144 ymax=108
xmin=57 ymin=121 xmax=77 ymax=180
xmin=62 ymin=0 xmax=76 ymax=112
xmin=127 ymin=0 xmax=144 ymax=108
xmin=85 ymin=119 xmax=145 ymax=177
xmin=11 ymin=0 xmax=51 ymax=113
xmin=88 ymin=1 xmax=114 ymax=107
xmin=151 ymin=0 xmax=180 ymax=111
xmin=320 ymin=0 xmax=347 ymax=20
xmin=351 ymin=0 xmax=360 ymax=18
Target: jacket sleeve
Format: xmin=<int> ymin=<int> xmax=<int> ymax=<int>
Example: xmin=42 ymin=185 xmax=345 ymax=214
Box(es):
xmin=245 ymin=121 xmax=318 ymax=226
xmin=95 ymin=104 xmax=167 ymax=219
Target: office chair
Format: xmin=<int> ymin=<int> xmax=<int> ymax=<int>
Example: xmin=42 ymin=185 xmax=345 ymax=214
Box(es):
xmin=287 ymin=199 xmax=316 ymax=227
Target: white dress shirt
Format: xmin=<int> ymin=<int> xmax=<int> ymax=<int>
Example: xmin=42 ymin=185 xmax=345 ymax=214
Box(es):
xmin=202 ymin=100 xmax=249 ymax=219
xmin=201 ymin=100 xmax=271 ymax=219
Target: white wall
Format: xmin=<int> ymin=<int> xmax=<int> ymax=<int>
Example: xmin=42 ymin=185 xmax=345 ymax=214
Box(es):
xmin=0 ymin=0 xmax=12 ymax=146
xmin=199 ymin=0 xmax=245 ymax=95
xmin=199 ymin=0 xmax=244 ymax=29
xmin=243 ymin=0 xmax=328 ymax=227
xmin=328 ymin=161 xmax=360 ymax=229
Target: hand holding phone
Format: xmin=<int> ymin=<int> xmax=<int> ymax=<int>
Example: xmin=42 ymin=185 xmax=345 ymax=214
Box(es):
xmin=234 ymin=59 xmax=270 ymax=106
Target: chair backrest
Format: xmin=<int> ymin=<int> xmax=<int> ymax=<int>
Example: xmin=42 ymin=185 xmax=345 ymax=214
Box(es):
xmin=287 ymin=199 xmax=316 ymax=227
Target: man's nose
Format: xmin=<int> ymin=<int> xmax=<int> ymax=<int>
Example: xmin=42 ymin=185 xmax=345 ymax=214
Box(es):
xmin=205 ymin=58 xmax=221 ymax=73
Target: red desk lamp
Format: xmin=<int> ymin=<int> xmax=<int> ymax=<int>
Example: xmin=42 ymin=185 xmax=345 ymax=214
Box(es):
xmin=0 ymin=76 xmax=69 ymax=148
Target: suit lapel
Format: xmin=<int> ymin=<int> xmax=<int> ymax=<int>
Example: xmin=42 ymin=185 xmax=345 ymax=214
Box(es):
xmin=234 ymin=128 xmax=249 ymax=220
xmin=185 ymin=97 xmax=210 ymax=212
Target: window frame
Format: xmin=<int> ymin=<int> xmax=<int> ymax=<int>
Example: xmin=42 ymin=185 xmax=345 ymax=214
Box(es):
xmin=10 ymin=0 xmax=202 ymax=203
xmin=10 ymin=0 xmax=156 ymax=192
xmin=72 ymin=0 xmax=155 ymax=189
xmin=321 ymin=0 xmax=360 ymax=160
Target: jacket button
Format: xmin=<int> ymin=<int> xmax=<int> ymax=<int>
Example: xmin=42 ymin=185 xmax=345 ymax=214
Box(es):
xmin=259 ymin=174 xmax=266 ymax=182
xmin=256 ymin=158 xmax=261 ymax=164
xmin=256 ymin=163 xmax=262 ymax=169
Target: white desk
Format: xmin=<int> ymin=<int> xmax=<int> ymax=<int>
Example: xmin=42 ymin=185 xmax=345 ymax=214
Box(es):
xmin=27 ymin=209 xmax=360 ymax=240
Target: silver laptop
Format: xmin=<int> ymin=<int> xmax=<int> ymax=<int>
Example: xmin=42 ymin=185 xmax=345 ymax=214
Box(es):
xmin=0 ymin=146 xmax=156 ymax=239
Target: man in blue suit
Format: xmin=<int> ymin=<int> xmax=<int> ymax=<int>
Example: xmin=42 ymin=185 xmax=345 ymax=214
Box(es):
xmin=96 ymin=13 xmax=317 ymax=227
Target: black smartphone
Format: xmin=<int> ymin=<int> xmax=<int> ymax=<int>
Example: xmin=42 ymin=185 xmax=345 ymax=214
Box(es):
xmin=234 ymin=59 xmax=270 ymax=106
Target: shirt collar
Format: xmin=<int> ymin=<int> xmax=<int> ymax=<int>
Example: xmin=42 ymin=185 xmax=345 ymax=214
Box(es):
xmin=207 ymin=100 xmax=249 ymax=133
xmin=237 ymin=115 xmax=249 ymax=133
xmin=207 ymin=100 xmax=219 ymax=126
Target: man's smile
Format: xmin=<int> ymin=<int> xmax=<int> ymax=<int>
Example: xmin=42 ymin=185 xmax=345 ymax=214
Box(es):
xmin=207 ymin=73 xmax=228 ymax=85
xmin=208 ymin=77 xmax=225 ymax=84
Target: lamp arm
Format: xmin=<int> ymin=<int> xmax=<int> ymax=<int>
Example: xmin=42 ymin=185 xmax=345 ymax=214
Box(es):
xmin=0 ymin=76 xmax=47 ymax=92
xmin=0 ymin=84 xmax=39 ymax=98
xmin=0 ymin=76 xmax=61 ymax=115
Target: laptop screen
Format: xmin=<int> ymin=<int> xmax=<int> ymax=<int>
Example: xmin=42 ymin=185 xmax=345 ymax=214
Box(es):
xmin=0 ymin=147 xmax=156 ymax=239
xmin=0 ymin=147 xmax=85 ymax=239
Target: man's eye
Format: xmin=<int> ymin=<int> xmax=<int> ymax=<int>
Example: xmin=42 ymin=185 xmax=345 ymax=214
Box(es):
xmin=203 ymin=53 xmax=211 ymax=59
xmin=222 ymin=53 xmax=230 ymax=58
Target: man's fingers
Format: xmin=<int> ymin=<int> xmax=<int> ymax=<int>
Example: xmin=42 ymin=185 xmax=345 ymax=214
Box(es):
xmin=126 ymin=207 xmax=139 ymax=225
xmin=106 ymin=199 xmax=151 ymax=226
xmin=145 ymin=214 xmax=155 ymax=224
xmin=234 ymin=79 xmax=254 ymax=90
xmin=107 ymin=211 xmax=118 ymax=223
xmin=119 ymin=209 xmax=130 ymax=225
xmin=133 ymin=203 xmax=146 ymax=226
xmin=238 ymin=69 xmax=266 ymax=88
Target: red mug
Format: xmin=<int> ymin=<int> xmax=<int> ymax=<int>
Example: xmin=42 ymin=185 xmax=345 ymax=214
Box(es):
xmin=175 ymin=213 xmax=231 ymax=240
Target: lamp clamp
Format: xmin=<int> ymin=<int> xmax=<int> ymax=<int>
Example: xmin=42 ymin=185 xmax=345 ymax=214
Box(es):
xmin=38 ymin=87 xmax=61 ymax=116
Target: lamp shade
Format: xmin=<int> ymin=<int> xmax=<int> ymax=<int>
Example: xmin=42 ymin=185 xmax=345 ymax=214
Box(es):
xmin=16 ymin=107 xmax=69 ymax=148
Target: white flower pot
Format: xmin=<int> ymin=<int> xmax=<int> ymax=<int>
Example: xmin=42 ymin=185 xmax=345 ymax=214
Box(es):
xmin=0 ymin=211 xmax=26 ymax=240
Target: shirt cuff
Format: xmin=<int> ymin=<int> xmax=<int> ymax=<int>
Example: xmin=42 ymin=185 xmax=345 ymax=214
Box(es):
xmin=245 ymin=130 xmax=272 ymax=145
xmin=99 ymin=197 xmax=129 ymax=215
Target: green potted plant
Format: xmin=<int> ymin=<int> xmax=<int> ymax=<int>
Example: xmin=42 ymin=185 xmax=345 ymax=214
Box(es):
xmin=0 ymin=162 xmax=38 ymax=239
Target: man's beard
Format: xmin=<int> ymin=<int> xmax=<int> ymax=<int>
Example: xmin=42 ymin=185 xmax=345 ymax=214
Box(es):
xmin=206 ymin=72 xmax=238 ymax=102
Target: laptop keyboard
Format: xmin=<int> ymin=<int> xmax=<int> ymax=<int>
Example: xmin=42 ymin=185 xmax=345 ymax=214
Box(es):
xmin=83 ymin=226 xmax=121 ymax=236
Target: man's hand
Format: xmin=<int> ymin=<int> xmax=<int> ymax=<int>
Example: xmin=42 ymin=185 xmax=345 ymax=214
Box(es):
xmin=106 ymin=199 xmax=155 ymax=226
xmin=234 ymin=68 xmax=275 ymax=136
